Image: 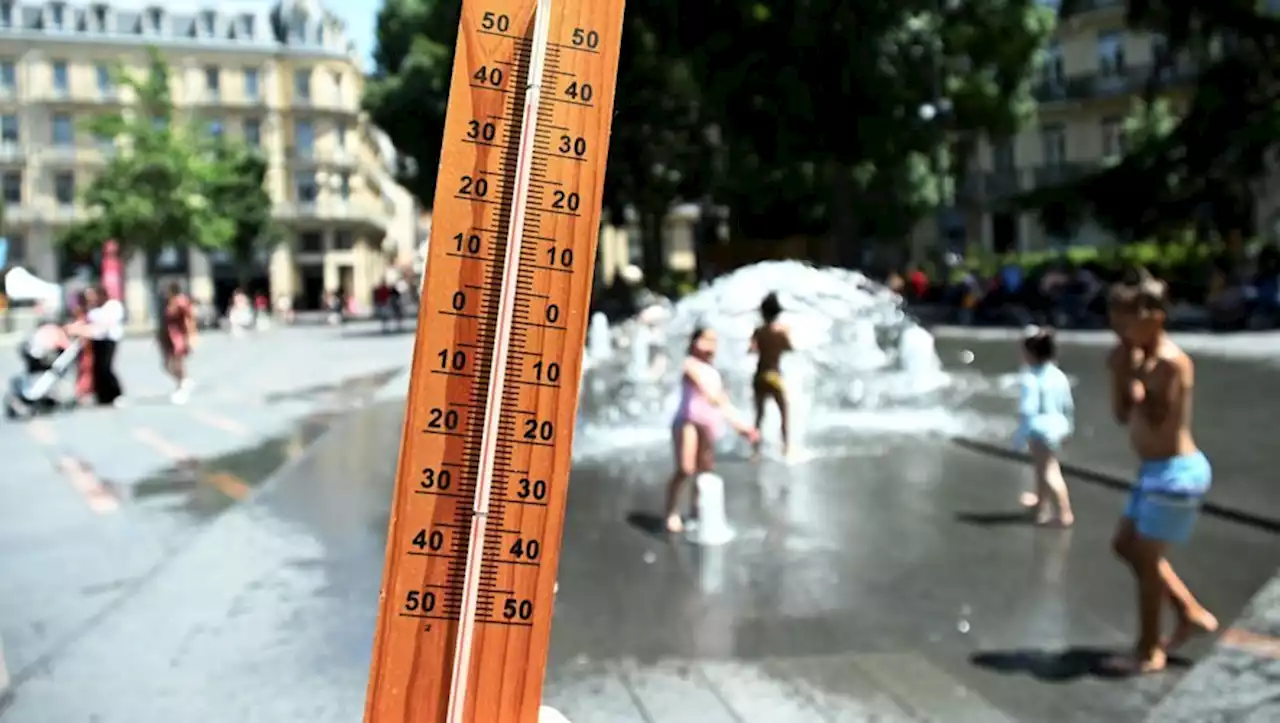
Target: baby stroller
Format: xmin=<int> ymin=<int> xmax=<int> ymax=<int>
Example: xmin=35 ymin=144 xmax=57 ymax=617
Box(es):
xmin=4 ymin=323 xmax=83 ymax=419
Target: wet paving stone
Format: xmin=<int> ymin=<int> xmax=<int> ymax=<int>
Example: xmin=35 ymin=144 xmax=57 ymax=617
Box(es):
xmin=2 ymin=381 xmax=1275 ymax=722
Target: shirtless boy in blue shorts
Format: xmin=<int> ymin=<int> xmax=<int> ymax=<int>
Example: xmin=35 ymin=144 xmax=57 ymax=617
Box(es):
xmin=1106 ymin=269 xmax=1218 ymax=674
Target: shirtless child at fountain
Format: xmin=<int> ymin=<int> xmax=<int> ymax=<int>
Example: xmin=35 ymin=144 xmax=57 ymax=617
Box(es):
xmin=1106 ymin=269 xmax=1218 ymax=675
xmin=749 ymin=292 xmax=794 ymax=460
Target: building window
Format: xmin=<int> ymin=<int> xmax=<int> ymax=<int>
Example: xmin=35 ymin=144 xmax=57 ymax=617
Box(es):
xmin=335 ymin=121 xmax=346 ymax=149
xmin=243 ymin=68 xmax=259 ymax=99
xmin=151 ymin=116 xmax=167 ymax=131
xmin=4 ymin=234 xmax=22 ymax=262
xmin=991 ymin=138 xmax=1016 ymax=171
xmin=0 ymin=62 xmax=13 ymax=94
xmin=52 ymin=61 xmax=69 ymax=94
xmin=1040 ymin=124 xmax=1067 ymax=166
xmin=208 ymin=118 xmax=224 ymax=138
xmin=51 ymin=114 xmax=74 ymax=146
xmin=1097 ymin=31 xmax=1126 ymax=77
xmin=299 ymin=231 xmax=323 ymax=253
xmin=147 ymin=7 xmax=162 ymax=33
xmin=95 ymin=63 xmax=113 ymax=96
xmin=332 ymin=70 xmax=342 ymax=98
xmin=54 ymin=172 xmax=75 ymax=205
xmin=92 ymin=4 xmax=107 ymax=31
xmin=333 ymin=231 xmax=353 ymax=249
xmin=244 ymin=117 xmax=261 ymax=146
xmin=294 ymin=120 xmax=314 ymax=156
xmin=0 ymin=2 xmax=11 ymax=28
xmin=201 ymin=10 xmax=215 ymax=36
xmin=1 ymin=171 xmax=20 ymax=203
xmin=240 ymin=14 xmax=254 ymax=39
xmin=293 ymin=68 xmax=311 ymax=101
xmin=294 ymin=172 xmax=317 ymax=203
xmin=1101 ymin=116 xmax=1126 ymax=157
xmin=204 ymin=66 xmax=220 ymax=100
xmin=1041 ymin=42 xmax=1064 ymax=86
xmin=49 ymin=2 xmax=64 ymax=30
xmin=338 ymin=173 xmax=350 ymax=201
xmin=0 ymin=114 xmax=17 ymax=144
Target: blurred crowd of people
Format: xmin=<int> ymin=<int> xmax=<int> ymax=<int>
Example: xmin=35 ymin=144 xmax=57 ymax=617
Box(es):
xmin=894 ymin=246 xmax=1280 ymax=331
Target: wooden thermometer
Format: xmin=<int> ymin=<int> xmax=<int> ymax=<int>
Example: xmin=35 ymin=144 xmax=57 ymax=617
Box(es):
xmin=364 ymin=0 xmax=626 ymax=721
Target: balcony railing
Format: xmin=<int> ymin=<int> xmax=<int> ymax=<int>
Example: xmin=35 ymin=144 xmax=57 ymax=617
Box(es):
xmin=1034 ymin=59 xmax=1200 ymax=104
xmin=2 ymin=205 xmax=35 ymax=224
xmin=0 ymin=143 xmax=25 ymax=163
xmin=274 ymin=199 xmax=389 ymax=230
xmin=291 ymin=94 xmax=357 ymax=114
xmin=958 ymin=162 xmax=1103 ymax=203
xmin=1032 ymin=162 xmax=1099 ymax=188
xmin=1059 ymin=0 xmax=1124 ymax=17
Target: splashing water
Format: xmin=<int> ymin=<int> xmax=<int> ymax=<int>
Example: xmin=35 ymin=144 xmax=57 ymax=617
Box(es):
xmin=575 ymin=261 xmax=970 ymax=459
xmin=587 ymin=312 xmax=612 ymax=366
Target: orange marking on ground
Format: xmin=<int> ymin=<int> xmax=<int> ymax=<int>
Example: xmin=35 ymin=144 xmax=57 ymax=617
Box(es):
xmin=203 ymin=471 xmax=250 ymax=501
xmin=26 ymin=419 xmax=56 ymax=446
xmin=188 ymin=408 xmax=249 ymax=437
xmin=57 ymin=456 xmax=119 ymax=514
xmin=132 ymin=427 xmax=193 ymax=462
xmin=133 ymin=426 xmax=250 ymax=501
xmin=1221 ymin=627 xmax=1280 ymax=659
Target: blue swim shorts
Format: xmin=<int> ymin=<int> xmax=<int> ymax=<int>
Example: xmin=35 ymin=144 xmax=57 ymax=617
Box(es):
xmin=1123 ymin=452 xmax=1212 ymax=544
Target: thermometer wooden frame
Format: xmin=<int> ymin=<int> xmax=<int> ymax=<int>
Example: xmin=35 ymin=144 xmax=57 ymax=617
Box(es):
xmin=364 ymin=1 xmax=626 ymax=722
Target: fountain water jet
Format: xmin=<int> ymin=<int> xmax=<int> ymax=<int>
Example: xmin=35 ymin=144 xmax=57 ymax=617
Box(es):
xmin=574 ymin=261 xmax=966 ymax=459
xmin=587 ymin=311 xmax=611 ymax=366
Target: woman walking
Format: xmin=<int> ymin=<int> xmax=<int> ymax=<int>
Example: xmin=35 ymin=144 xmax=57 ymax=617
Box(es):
xmin=69 ymin=291 xmax=94 ymax=404
xmin=159 ymin=281 xmax=197 ymax=404
xmin=83 ymin=285 xmax=124 ymax=406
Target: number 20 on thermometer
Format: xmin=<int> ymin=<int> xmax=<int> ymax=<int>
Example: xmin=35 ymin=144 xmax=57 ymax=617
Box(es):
xmin=364 ymin=1 xmax=626 ymax=722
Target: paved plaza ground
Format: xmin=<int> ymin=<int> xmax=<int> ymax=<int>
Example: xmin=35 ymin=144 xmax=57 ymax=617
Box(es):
xmin=0 ymin=322 xmax=413 ymax=700
xmin=0 ymin=325 xmax=1276 ymax=722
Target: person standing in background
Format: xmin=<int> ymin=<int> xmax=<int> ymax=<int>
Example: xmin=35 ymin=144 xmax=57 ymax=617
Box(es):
xmin=69 ymin=291 xmax=95 ymax=404
xmin=159 ymin=281 xmax=197 ymax=405
xmin=82 ymin=285 xmax=124 ymax=406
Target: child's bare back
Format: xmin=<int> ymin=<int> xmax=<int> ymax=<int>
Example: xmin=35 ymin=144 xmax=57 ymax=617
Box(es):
xmin=751 ymin=322 xmax=792 ymax=375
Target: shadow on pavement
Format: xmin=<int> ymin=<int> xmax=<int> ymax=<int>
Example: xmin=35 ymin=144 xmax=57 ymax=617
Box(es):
xmin=971 ymin=647 xmax=1193 ymax=683
xmin=624 ymin=511 xmax=669 ymax=538
xmin=261 ymin=367 xmax=401 ymax=405
xmin=331 ymin=327 xmax=417 ymax=340
xmin=949 ymin=437 xmax=1280 ymax=535
xmin=955 ymin=509 xmax=1039 ymax=527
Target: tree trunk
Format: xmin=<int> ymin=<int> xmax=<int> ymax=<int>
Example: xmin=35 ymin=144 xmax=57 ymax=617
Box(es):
xmin=640 ymin=208 xmax=665 ymax=289
xmin=829 ymin=164 xmax=859 ymax=269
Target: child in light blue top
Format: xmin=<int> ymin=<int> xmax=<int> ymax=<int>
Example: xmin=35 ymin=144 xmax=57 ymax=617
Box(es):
xmin=1013 ymin=326 xmax=1076 ymax=526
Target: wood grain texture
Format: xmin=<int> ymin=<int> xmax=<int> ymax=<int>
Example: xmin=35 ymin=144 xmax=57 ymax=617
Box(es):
xmin=364 ymin=1 xmax=626 ymax=722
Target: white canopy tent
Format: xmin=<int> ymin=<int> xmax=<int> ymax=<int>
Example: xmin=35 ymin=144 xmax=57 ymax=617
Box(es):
xmin=4 ymin=267 xmax=64 ymax=315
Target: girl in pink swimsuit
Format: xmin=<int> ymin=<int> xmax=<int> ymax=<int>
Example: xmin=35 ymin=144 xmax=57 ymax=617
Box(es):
xmin=664 ymin=327 xmax=759 ymax=533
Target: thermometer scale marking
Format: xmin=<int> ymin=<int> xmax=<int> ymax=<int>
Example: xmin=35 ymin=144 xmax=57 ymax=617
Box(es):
xmin=365 ymin=1 xmax=626 ymax=722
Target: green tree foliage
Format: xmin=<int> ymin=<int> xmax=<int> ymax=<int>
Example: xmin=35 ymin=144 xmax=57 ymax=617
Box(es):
xmin=1031 ymin=0 xmax=1280 ymax=238
xmin=366 ymin=0 xmax=1053 ymax=268
xmin=203 ymin=140 xmax=280 ymax=286
xmin=363 ymin=0 xmax=456 ymax=205
xmin=663 ymin=0 xmax=1054 ymax=250
xmin=60 ymin=49 xmax=234 ymax=263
